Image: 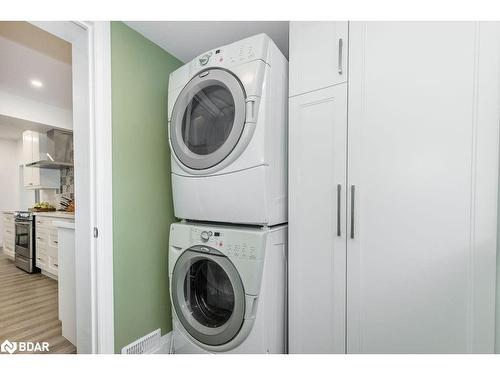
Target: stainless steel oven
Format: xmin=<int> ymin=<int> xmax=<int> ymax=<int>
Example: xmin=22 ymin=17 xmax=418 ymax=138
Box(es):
xmin=14 ymin=211 xmax=39 ymax=273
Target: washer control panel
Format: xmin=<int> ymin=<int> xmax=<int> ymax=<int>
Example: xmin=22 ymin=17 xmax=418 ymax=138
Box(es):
xmin=192 ymin=227 xmax=223 ymax=248
xmin=190 ymin=226 xmax=261 ymax=260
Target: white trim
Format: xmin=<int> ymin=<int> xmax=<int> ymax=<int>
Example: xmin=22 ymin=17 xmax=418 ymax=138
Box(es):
xmin=92 ymin=21 xmax=115 ymax=355
xmin=29 ymin=21 xmax=115 ymax=354
xmin=151 ymin=332 xmax=173 ymax=354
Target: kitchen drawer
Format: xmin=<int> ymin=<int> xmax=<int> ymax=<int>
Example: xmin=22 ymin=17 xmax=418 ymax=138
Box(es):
xmin=3 ymin=232 xmax=14 ymax=245
xmin=36 ymin=253 xmax=48 ymax=269
xmin=3 ymin=226 xmax=15 ymax=238
xmin=3 ymin=219 xmax=14 ymax=239
xmin=37 ymin=244 xmax=48 ymax=256
xmin=36 ymin=228 xmax=49 ymax=248
xmin=47 ymin=256 xmax=59 ymax=276
xmin=49 ymin=229 xmax=59 ymax=247
xmin=48 ymin=244 xmax=58 ymax=276
xmin=3 ymin=241 xmax=15 ymax=259
xmin=3 ymin=217 xmax=14 ymax=227
xmin=3 ymin=237 xmax=16 ymax=251
xmin=2 ymin=213 xmax=14 ymax=222
xmin=35 ymin=216 xmax=53 ymax=228
xmin=37 ymin=227 xmax=49 ymax=237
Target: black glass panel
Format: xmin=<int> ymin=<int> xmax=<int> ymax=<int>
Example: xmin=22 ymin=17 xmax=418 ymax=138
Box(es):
xmin=184 ymin=259 xmax=235 ymax=328
xmin=15 ymin=224 xmax=29 ymax=248
xmin=181 ymin=84 xmax=235 ymax=155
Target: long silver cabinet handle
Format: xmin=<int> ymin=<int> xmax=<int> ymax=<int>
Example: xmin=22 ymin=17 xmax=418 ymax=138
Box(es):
xmin=338 ymin=38 xmax=343 ymax=75
xmin=350 ymin=185 xmax=355 ymax=239
xmin=337 ymin=184 xmax=341 ymax=236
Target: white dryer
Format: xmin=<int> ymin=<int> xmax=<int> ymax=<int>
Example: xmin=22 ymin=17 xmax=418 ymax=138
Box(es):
xmin=168 ymin=221 xmax=287 ymax=354
xmin=168 ymin=34 xmax=288 ymax=226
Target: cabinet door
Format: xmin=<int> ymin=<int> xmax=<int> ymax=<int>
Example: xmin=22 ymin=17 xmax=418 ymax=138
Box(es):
xmin=288 ymin=83 xmax=347 ymax=353
xmin=23 ymin=165 xmax=33 ymax=188
xmin=48 ymin=245 xmax=59 ymax=276
xmin=347 ymin=21 xmax=500 ymax=353
xmin=31 ymin=166 xmax=41 ymax=187
xmin=22 ymin=131 xmax=33 ymax=164
xmin=289 ymin=21 xmax=348 ymax=97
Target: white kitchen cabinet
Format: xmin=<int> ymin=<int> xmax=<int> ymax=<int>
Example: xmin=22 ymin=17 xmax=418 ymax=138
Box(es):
xmin=35 ymin=215 xmax=62 ymax=278
xmin=288 ymin=84 xmax=347 ymax=354
xmin=2 ymin=213 xmax=15 ymax=260
xmin=22 ymin=130 xmax=59 ymax=189
xmin=288 ymin=21 xmax=500 ymax=353
xmin=289 ymin=21 xmax=348 ymax=97
xmin=53 ymin=220 xmax=76 ymax=346
xmin=47 ymin=229 xmax=59 ymax=275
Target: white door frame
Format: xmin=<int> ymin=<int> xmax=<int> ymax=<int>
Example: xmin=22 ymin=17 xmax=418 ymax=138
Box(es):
xmin=30 ymin=21 xmax=114 ymax=354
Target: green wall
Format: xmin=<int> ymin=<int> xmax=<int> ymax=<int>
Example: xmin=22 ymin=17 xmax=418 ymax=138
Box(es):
xmin=111 ymin=22 xmax=183 ymax=353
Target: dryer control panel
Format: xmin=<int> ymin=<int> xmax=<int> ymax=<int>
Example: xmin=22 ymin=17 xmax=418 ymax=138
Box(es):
xmin=189 ymin=33 xmax=270 ymax=72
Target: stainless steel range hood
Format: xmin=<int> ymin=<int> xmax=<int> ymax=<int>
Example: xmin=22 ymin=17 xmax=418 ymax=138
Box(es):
xmin=26 ymin=129 xmax=73 ymax=169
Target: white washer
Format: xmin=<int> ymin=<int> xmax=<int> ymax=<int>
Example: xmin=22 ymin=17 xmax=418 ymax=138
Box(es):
xmin=168 ymin=222 xmax=287 ymax=354
xmin=168 ymin=34 xmax=288 ymax=226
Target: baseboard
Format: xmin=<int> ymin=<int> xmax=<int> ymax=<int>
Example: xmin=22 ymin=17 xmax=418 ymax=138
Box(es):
xmin=151 ymin=332 xmax=172 ymax=354
xmin=41 ymin=270 xmax=57 ymax=280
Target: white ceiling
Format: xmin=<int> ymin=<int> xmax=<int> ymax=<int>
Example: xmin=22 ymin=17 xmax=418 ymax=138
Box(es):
xmin=125 ymin=21 xmax=289 ymax=62
xmin=0 ymin=22 xmax=72 ymax=110
xmin=0 ymin=114 xmax=54 ymax=141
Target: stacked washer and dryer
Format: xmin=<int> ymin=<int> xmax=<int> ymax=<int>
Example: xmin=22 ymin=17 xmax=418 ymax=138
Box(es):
xmin=167 ymin=34 xmax=289 ymax=354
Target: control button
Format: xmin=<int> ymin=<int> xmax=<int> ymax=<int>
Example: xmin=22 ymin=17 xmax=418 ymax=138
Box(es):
xmin=200 ymin=231 xmax=210 ymax=242
xmin=199 ymin=52 xmax=212 ymax=66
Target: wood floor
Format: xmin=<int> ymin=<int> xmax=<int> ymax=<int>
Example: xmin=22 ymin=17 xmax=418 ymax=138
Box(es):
xmin=0 ymin=251 xmax=76 ymax=354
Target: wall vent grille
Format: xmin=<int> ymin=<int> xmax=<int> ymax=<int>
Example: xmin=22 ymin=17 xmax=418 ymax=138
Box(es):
xmin=121 ymin=329 xmax=161 ymax=354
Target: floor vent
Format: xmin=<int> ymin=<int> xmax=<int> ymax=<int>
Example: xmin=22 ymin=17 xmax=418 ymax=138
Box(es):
xmin=121 ymin=329 xmax=161 ymax=354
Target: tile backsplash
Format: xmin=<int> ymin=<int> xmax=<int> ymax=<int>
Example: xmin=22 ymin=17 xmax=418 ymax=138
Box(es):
xmin=61 ymin=167 xmax=74 ymax=197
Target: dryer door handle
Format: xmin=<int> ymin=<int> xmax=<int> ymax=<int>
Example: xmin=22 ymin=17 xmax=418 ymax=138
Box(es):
xmin=245 ymin=97 xmax=258 ymax=123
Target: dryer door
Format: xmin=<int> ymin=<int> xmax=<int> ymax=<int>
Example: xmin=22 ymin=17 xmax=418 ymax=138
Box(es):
xmin=171 ymin=246 xmax=246 ymax=346
xmin=170 ymin=68 xmax=247 ymax=170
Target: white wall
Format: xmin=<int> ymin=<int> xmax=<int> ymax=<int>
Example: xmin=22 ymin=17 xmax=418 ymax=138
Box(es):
xmin=0 ymin=138 xmax=20 ymax=243
xmin=0 ymin=91 xmax=73 ymax=131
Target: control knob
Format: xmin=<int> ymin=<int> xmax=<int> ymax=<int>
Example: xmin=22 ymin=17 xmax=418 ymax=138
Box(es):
xmin=199 ymin=52 xmax=212 ymax=66
xmin=201 ymin=231 xmax=210 ymax=242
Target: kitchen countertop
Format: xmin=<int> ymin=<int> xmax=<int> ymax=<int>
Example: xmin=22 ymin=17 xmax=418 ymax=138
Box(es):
xmin=1 ymin=210 xmax=75 ymax=220
xmin=34 ymin=211 xmax=75 ymax=220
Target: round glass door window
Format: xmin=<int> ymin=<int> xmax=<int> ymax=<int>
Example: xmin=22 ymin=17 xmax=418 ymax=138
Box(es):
xmin=181 ymin=84 xmax=235 ymax=156
xmin=170 ymin=69 xmax=246 ymax=170
xmin=171 ymin=250 xmax=246 ymax=346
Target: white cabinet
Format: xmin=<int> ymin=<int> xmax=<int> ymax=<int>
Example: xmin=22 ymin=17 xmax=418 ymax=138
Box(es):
xmin=288 ymin=21 xmax=500 ymax=353
xmin=2 ymin=213 xmax=15 ymax=260
xmin=35 ymin=215 xmax=62 ymax=278
xmin=289 ymin=84 xmax=347 ymax=354
xmin=289 ymin=21 xmax=348 ymax=97
xmin=53 ymin=220 xmax=76 ymax=346
xmin=22 ymin=130 xmax=59 ymax=189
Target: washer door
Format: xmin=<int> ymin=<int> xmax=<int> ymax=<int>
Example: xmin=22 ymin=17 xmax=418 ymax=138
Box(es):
xmin=170 ymin=68 xmax=247 ymax=170
xmin=171 ymin=247 xmax=246 ymax=346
